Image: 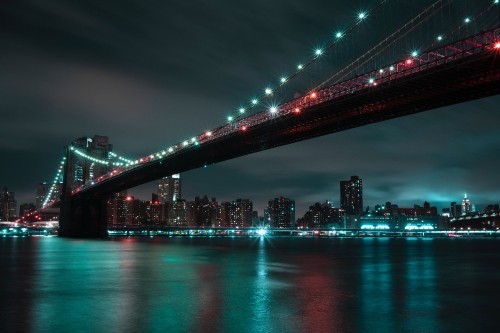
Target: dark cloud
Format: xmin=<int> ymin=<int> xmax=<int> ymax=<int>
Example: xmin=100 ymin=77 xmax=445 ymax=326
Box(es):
xmin=1 ymin=0 xmax=499 ymax=215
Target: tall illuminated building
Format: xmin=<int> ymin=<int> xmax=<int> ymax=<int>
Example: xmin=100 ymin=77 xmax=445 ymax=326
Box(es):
xmin=229 ymin=199 xmax=253 ymax=228
xmin=461 ymin=193 xmax=472 ymax=215
xmin=158 ymin=174 xmax=181 ymax=203
xmin=0 ymin=188 xmax=17 ymax=221
xmin=340 ymin=175 xmax=363 ymax=215
xmin=266 ymin=197 xmax=295 ymax=228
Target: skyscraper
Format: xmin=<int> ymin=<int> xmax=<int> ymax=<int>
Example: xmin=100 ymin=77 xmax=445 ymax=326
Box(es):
xmin=0 ymin=188 xmax=17 ymax=221
xmin=340 ymin=175 xmax=363 ymax=215
xmin=158 ymin=174 xmax=181 ymax=202
xmin=461 ymin=193 xmax=472 ymax=215
xmin=229 ymin=199 xmax=253 ymax=228
xmin=266 ymin=197 xmax=295 ymax=228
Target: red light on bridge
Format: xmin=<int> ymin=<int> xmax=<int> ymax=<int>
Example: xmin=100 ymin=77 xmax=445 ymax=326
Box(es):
xmin=126 ymin=196 xmax=133 ymax=201
xmin=294 ymin=108 xmax=301 ymax=113
xmin=310 ymin=92 xmax=317 ymax=99
xmin=495 ymin=42 xmax=500 ymax=49
xmin=406 ymin=59 xmax=413 ymax=65
xmin=241 ymin=125 xmax=247 ymax=131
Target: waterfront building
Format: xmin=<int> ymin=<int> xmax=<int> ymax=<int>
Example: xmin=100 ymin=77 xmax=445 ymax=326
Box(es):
xmin=0 ymin=188 xmax=17 ymax=221
xmin=266 ymin=197 xmax=295 ymax=228
xmin=340 ymin=176 xmax=363 ymax=215
xmin=168 ymin=199 xmax=187 ymax=226
xmin=298 ymin=201 xmax=345 ymax=229
xmin=158 ymin=174 xmax=181 ymax=203
xmin=229 ymin=199 xmax=253 ymax=228
xmin=19 ymin=203 xmax=36 ymax=217
xmin=216 ymin=202 xmax=230 ymax=227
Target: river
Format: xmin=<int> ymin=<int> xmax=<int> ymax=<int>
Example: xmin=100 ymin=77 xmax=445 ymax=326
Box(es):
xmin=1 ymin=236 xmax=499 ymax=332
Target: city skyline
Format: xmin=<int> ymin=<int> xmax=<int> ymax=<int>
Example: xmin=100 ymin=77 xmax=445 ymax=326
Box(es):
xmin=3 ymin=175 xmax=496 ymax=221
xmin=1 ymin=0 xmax=499 ymax=217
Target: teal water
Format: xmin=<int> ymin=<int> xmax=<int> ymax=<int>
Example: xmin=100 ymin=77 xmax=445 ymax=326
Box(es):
xmin=1 ymin=237 xmax=499 ymax=333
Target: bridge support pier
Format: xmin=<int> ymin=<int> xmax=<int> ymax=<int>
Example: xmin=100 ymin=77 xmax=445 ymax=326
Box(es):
xmin=59 ymin=195 xmax=109 ymax=238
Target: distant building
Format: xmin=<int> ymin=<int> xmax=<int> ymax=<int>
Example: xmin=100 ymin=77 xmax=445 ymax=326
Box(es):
xmin=168 ymin=199 xmax=187 ymax=226
xmin=19 ymin=203 xmax=36 ymax=217
xmin=148 ymin=194 xmax=166 ymax=225
xmin=36 ymin=182 xmax=62 ymax=208
xmin=158 ymin=174 xmax=181 ymax=203
xmin=461 ymin=194 xmax=472 ymax=215
xmin=340 ymin=176 xmax=363 ymax=215
xmin=0 ymin=188 xmax=17 ymax=221
xmin=266 ymin=197 xmax=295 ymax=228
xmin=229 ymin=199 xmax=253 ymax=228
xmin=451 ymin=202 xmax=461 ymax=218
xmin=216 ymin=202 xmax=231 ymax=227
xmin=66 ymin=135 xmax=112 ymax=192
xmin=297 ymin=201 xmax=345 ymax=229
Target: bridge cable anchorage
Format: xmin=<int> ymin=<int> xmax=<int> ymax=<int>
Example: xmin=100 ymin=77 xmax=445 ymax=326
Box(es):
xmin=41 ymin=156 xmax=66 ymax=208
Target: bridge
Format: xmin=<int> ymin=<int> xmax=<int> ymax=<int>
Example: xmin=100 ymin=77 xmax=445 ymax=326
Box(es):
xmin=18 ymin=2 xmax=500 ymax=237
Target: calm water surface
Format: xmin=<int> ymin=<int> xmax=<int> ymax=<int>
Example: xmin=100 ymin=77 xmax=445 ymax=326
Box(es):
xmin=1 ymin=236 xmax=499 ymax=333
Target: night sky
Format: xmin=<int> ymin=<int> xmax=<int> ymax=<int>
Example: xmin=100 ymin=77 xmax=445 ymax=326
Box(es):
xmin=1 ymin=0 xmax=499 ymax=216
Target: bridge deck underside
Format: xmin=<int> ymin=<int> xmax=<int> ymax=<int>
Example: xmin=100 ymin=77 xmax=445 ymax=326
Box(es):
xmin=78 ymin=51 xmax=499 ymax=198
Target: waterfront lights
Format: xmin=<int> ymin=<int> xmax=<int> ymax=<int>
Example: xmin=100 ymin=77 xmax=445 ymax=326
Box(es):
xmin=270 ymin=106 xmax=278 ymax=113
xmin=389 ymin=66 xmax=395 ymax=71
xmin=297 ymin=64 xmax=303 ymax=70
xmin=280 ymin=77 xmax=287 ymax=83
xmin=464 ymin=17 xmax=471 ymax=24
xmin=257 ymin=229 xmax=267 ymax=236
xmin=227 ymin=115 xmax=233 ymax=122
xmin=335 ymin=31 xmax=343 ymax=39
xmin=358 ymin=12 xmax=367 ymax=20
xmin=239 ymin=107 xmax=245 ymax=114
xmin=411 ymin=50 xmax=418 ymax=57
xmin=251 ymin=98 xmax=258 ymax=105
xmin=437 ymin=35 xmax=443 ymax=41
xmin=265 ymin=87 xmax=272 ymax=95
xmin=315 ymin=48 xmax=323 ymax=56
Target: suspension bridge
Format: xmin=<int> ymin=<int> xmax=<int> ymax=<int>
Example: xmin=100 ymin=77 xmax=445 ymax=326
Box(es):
xmin=17 ymin=0 xmax=500 ymax=237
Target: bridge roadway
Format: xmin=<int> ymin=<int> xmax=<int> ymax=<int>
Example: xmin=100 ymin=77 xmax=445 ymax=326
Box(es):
xmin=60 ymin=29 xmax=500 ymax=237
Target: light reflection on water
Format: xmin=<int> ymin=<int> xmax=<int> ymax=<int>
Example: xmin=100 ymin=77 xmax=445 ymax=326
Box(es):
xmin=1 ymin=237 xmax=500 ymax=333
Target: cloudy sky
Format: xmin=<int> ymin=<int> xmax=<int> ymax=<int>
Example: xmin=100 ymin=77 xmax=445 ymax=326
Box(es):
xmin=1 ymin=0 xmax=499 ymax=216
